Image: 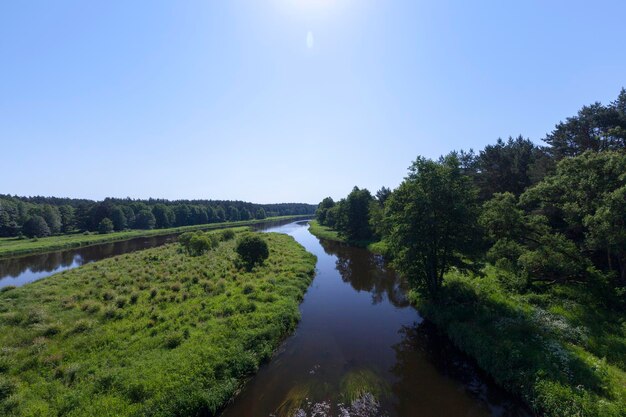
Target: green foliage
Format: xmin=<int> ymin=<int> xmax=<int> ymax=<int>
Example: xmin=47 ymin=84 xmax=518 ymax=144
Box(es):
xmin=22 ymin=215 xmax=50 ymax=238
xmin=411 ymin=269 xmax=626 ymax=417
xmin=335 ymin=187 xmax=374 ymax=241
xmin=544 ymin=88 xmax=626 ymax=159
xmin=98 ymin=218 xmax=114 ymax=234
xmin=0 ymin=215 xmax=310 ymax=259
xmin=220 ymin=229 xmax=235 ymax=241
xmin=315 ymin=197 xmax=335 ymax=226
xmin=134 ymin=209 xmax=156 ymax=230
xmin=179 ymin=231 xmax=219 ymax=256
xmin=0 ymin=232 xmax=316 ymax=416
xmin=0 ymin=195 xmax=315 ymax=237
xmin=236 ymin=234 xmax=269 ymax=269
xmin=386 ymin=154 xmax=482 ymax=296
xmin=255 ymin=208 xmax=266 ymax=219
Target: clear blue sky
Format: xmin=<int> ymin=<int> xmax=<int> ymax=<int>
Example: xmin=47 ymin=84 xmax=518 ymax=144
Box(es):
xmin=1 ymin=1 xmax=625 ymax=204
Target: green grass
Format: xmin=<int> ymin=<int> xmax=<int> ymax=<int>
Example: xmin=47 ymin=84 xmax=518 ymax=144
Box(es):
xmin=411 ymin=267 xmax=626 ymax=417
xmin=307 ymin=220 xmax=389 ymax=255
xmin=0 ymin=215 xmax=311 ymax=259
xmin=0 ymin=230 xmax=317 ymax=416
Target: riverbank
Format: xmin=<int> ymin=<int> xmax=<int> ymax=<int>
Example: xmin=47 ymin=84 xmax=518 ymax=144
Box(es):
xmin=0 ymin=215 xmax=311 ymax=259
xmin=0 ymin=229 xmax=316 ymax=416
xmin=307 ymin=220 xmax=388 ymax=255
xmin=308 ymin=221 xmax=626 ymax=416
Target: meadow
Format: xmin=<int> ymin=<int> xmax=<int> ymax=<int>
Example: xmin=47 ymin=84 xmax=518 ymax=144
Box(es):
xmin=0 ymin=215 xmax=311 ymax=259
xmin=0 ymin=230 xmax=316 ymax=416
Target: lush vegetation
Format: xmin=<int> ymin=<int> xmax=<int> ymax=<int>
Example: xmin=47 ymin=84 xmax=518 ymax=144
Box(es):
xmin=0 ymin=195 xmax=315 ymax=238
xmin=0 ymin=215 xmax=311 ymax=259
xmin=315 ymin=89 xmax=626 ymax=416
xmin=235 ymin=235 xmax=270 ymax=270
xmin=0 ymin=229 xmax=316 ymax=416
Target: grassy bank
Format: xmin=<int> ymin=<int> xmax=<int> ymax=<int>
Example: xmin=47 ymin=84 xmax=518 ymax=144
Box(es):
xmin=411 ymin=268 xmax=626 ymax=417
xmin=307 ymin=220 xmax=388 ymax=255
xmin=0 ymin=215 xmax=311 ymax=259
xmin=0 ymin=230 xmax=317 ymax=416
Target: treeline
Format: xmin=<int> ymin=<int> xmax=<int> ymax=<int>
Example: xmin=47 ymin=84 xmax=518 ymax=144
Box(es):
xmin=0 ymin=196 xmax=315 ymax=238
xmin=317 ymin=88 xmax=626 ymax=298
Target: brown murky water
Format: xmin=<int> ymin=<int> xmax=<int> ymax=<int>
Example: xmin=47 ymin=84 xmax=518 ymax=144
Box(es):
xmin=219 ymin=221 xmax=530 ymax=417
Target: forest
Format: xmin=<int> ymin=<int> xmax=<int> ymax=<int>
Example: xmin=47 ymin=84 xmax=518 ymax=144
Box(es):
xmin=0 ymin=196 xmax=315 ymax=238
xmin=313 ymin=89 xmax=626 ymax=416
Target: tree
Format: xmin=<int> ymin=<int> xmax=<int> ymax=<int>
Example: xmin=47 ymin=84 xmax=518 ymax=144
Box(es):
xmin=58 ymin=205 xmax=75 ymax=233
xmin=474 ymin=136 xmax=541 ymax=200
xmin=227 ymin=206 xmax=240 ymax=222
xmin=152 ymin=204 xmax=175 ymax=229
xmin=135 ymin=209 xmax=156 ymax=229
xmin=215 ymin=206 xmax=226 ymax=222
xmin=23 ymin=215 xmax=51 ymax=238
xmin=240 ymin=208 xmax=252 ymax=221
xmin=42 ymin=205 xmax=62 ymax=234
xmin=98 ymin=218 xmax=114 ymax=234
xmin=544 ymin=88 xmax=626 ymax=159
xmin=0 ymin=199 xmax=19 ymax=237
xmin=121 ymin=206 xmax=136 ymax=228
xmin=109 ymin=206 xmax=127 ymax=231
xmin=480 ymin=193 xmax=592 ymax=287
xmin=315 ymin=197 xmax=335 ymax=226
xmin=337 ymin=187 xmax=374 ymax=241
xmin=386 ymin=155 xmax=482 ymax=296
xmin=584 ymin=185 xmax=626 ymax=284
xmin=375 ymin=187 xmax=392 ymax=205
xmin=174 ymin=205 xmax=191 ymax=227
xmin=255 ymin=208 xmax=266 ymax=219
xmin=236 ymin=234 xmax=269 ymax=269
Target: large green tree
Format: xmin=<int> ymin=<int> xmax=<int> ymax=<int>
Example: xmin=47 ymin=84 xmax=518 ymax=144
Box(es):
xmin=386 ymin=155 xmax=481 ymax=296
xmin=335 ymin=187 xmax=374 ymax=241
xmin=544 ymin=88 xmax=626 ymax=159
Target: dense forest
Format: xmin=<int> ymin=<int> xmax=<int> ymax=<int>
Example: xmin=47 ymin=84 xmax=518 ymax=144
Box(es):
xmin=0 ymin=196 xmax=315 ymax=238
xmin=315 ymin=89 xmax=626 ymax=415
xmin=318 ymin=88 xmax=626 ymax=296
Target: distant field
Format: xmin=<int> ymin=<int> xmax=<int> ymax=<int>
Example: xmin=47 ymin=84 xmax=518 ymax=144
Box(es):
xmin=0 ymin=230 xmax=317 ymax=416
xmin=0 ymin=215 xmax=311 ymax=259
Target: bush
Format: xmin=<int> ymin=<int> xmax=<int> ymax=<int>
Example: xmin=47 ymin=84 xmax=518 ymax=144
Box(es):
xmin=221 ymin=229 xmax=235 ymax=241
xmin=179 ymin=232 xmax=219 ymax=256
xmin=236 ymin=235 xmax=269 ymax=269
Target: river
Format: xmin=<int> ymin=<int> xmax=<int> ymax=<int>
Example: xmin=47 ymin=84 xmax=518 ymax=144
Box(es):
xmin=0 ymin=219 xmax=529 ymax=416
xmin=219 ymin=220 xmax=529 ymax=417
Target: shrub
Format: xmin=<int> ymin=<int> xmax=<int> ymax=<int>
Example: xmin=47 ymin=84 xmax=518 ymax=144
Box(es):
xmin=179 ymin=232 xmax=219 ymax=256
xmin=221 ymin=229 xmax=235 ymax=241
xmin=236 ymin=235 xmax=269 ymax=269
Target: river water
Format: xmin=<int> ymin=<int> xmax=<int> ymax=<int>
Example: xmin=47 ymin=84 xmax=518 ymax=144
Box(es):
xmin=220 ymin=220 xmax=529 ymax=417
xmin=0 ymin=219 xmax=530 ymax=416
xmin=0 ymin=219 xmax=302 ymax=289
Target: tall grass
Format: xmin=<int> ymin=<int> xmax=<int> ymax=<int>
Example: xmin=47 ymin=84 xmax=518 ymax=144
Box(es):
xmin=0 ymin=230 xmax=316 ymax=416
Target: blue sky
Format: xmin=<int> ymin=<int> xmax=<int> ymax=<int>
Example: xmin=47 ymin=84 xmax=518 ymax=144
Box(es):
xmin=1 ymin=0 xmax=625 ymax=204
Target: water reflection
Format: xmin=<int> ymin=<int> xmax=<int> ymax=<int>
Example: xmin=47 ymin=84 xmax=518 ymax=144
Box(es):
xmin=0 ymin=218 xmax=309 ymax=288
xmin=319 ymin=239 xmax=409 ymax=307
xmin=219 ymin=221 xmax=530 ymax=417
xmin=390 ymin=322 xmax=530 ymax=417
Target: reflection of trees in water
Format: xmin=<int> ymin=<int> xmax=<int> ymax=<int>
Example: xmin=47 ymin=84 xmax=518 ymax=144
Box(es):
xmin=0 ymin=234 xmax=175 ymax=284
xmin=389 ymin=322 xmax=529 ymax=417
xmin=319 ymin=239 xmax=409 ymax=308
